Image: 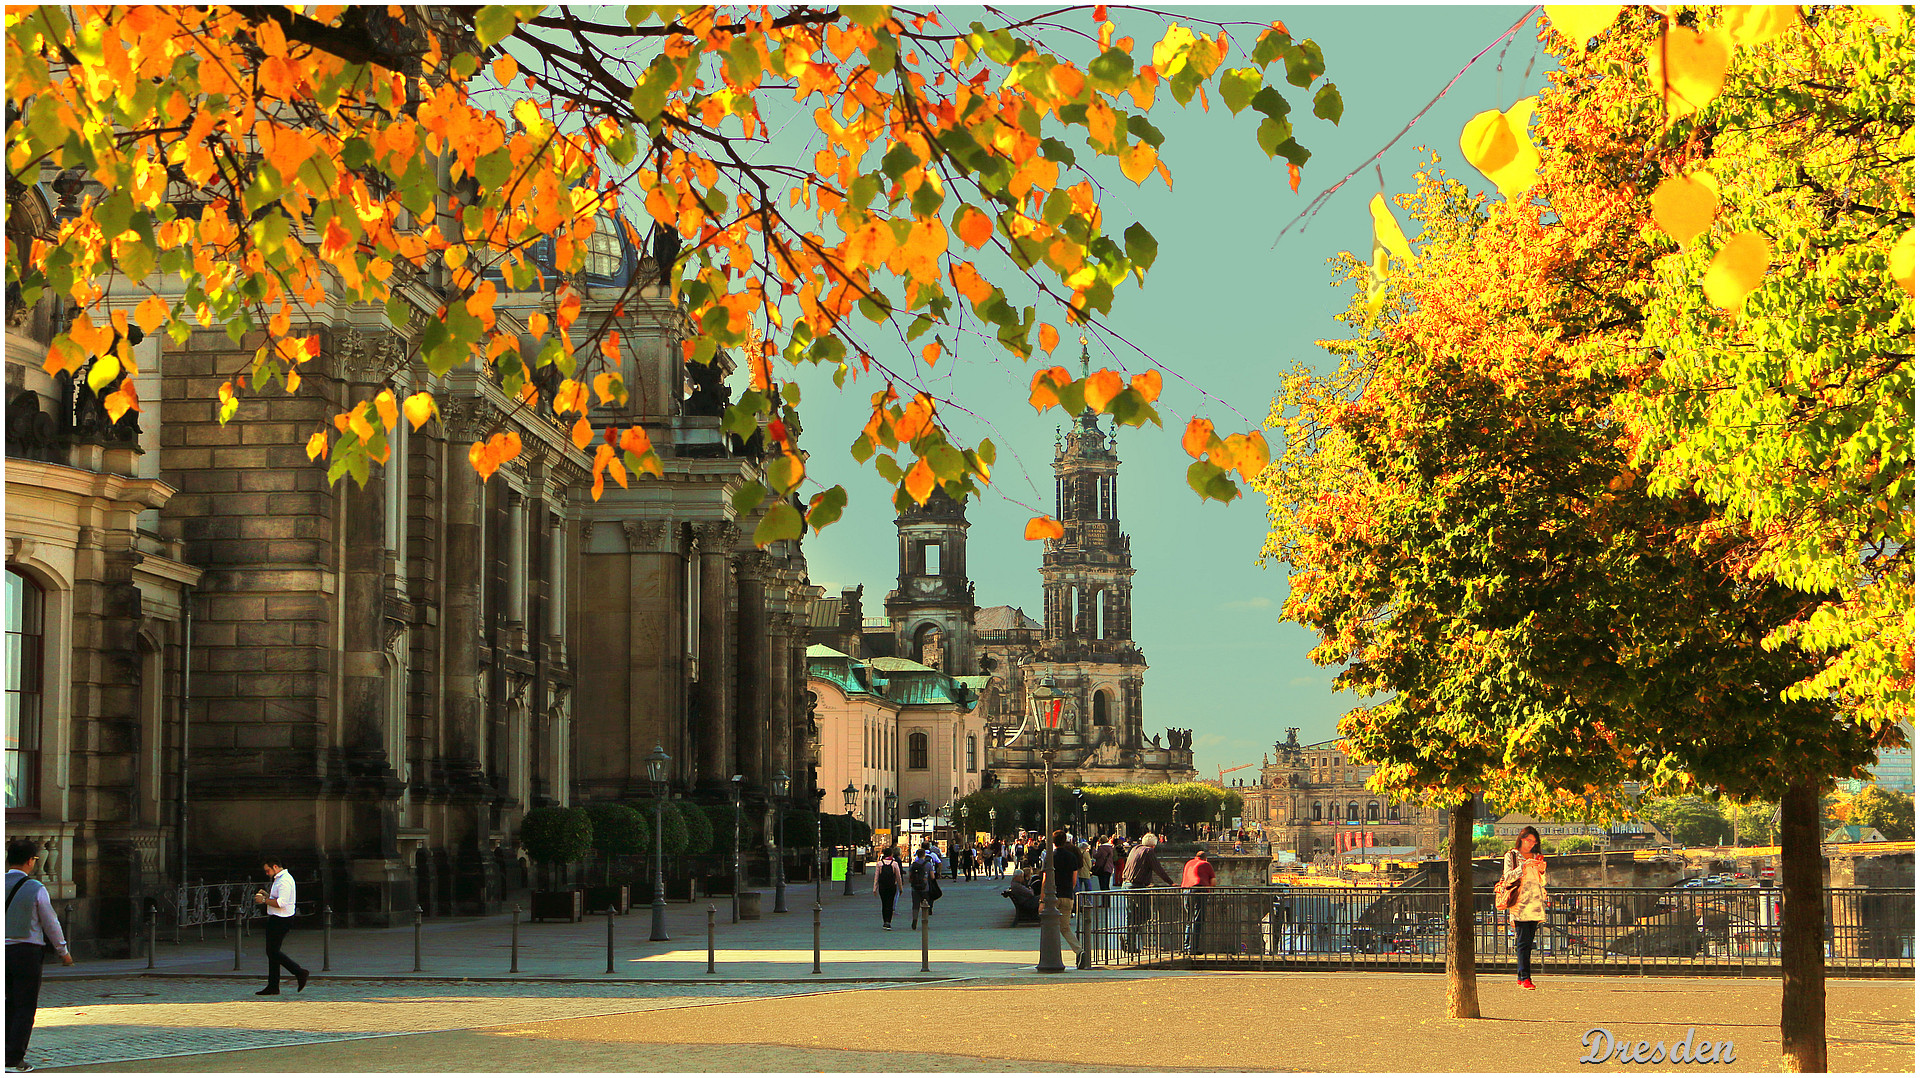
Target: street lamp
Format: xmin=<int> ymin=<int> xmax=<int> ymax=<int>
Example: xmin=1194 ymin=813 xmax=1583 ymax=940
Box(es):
xmin=1028 ymin=678 xmax=1065 ymax=973
xmin=645 ymin=744 xmax=671 ymax=942
xmin=811 ymin=786 xmax=826 ymax=905
xmin=730 ymin=774 xmax=744 ymax=924
xmin=842 ymin=782 xmax=859 ymax=897
xmin=884 ymin=790 xmax=898 ymax=846
xmin=771 ymin=769 xmax=790 ymax=914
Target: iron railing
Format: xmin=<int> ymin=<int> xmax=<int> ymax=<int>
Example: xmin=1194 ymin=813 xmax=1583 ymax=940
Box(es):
xmin=1074 ymin=885 xmax=1914 ymax=976
xmin=161 ymin=881 xmax=320 ymax=941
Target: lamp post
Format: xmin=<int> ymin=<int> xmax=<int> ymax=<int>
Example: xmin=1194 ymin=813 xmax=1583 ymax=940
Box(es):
xmin=645 ymin=744 xmax=671 ymax=942
xmin=730 ymin=774 xmax=744 ymax=924
xmin=884 ymin=790 xmax=897 ymax=848
xmin=771 ymin=769 xmax=790 ymax=914
xmin=812 ymin=786 xmax=825 ymax=905
xmin=1028 ymin=678 xmax=1065 ymax=973
xmin=842 ymin=782 xmax=858 ymax=896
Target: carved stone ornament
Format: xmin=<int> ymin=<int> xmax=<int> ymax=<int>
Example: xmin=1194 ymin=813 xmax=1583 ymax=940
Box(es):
xmin=621 ymin=519 xmax=671 ymax=553
xmin=439 ymin=396 xmax=500 ymax=442
xmin=336 ymin=326 xmax=410 ymax=383
xmin=734 ymin=549 xmax=771 ymax=583
xmin=693 ymin=520 xmax=741 ymax=550
xmin=384 ymin=616 xmax=410 ymax=652
xmin=580 ymin=519 xmax=596 ymax=543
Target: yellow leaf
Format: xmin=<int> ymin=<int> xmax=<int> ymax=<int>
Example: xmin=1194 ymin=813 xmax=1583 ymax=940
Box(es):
xmin=402 ymin=391 xmax=437 ymax=430
xmin=904 ymin=457 xmax=937 ymax=505
xmin=1889 ymin=228 xmax=1914 ymax=297
xmin=1459 ymin=108 xmax=1519 ymax=198
xmin=305 ymin=431 xmax=329 ymax=461
xmin=1229 ymin=430 xmax=1271 ymax=482
xmin=593 ymin=371 xmax=625 ymax=406
xmin=133 ymin=294 xmax=169 ymax=333
xmin=1024 ymin=515 xmax=1065 ymax=541
xmin=347 ymin=405 xmax=375 ymax=443
xmin=1648 ymin=28 xmax=1730 ymax=117
xmin=1721 ymin=5 xmax=1800 ymax=45
xmin=1702 ymin=231 xmax=1771 ymax=311
xmin=1368 ymin=193 xmax=1415 ymax=265
xmin=554 ymin=379 xmax=589 ymax=415
xmin=1039 ymin=324 xmax=1060 ymax=354
xmin=1650 ymin=172 xmax=1721 ymax=247
xmin=1545 ymin=5 xmax=1622 ymax=44
xmin=571 ymin=416 xmax=593 ymax=449
xmin=1118 ymin=142 xmax=1158 ymax=185
xmin=1084 ymin=369 xmax=1124 ymax=412
xmin=374 ymin=389 xmax=398 ymax=430
xmin=1863 ymin=6 xmax=1908 ymax=26
xmin=1181 ymin=416 xmax=1214 ymax=458
xmin=1486 ymin=97 xmax=1541 ymax=203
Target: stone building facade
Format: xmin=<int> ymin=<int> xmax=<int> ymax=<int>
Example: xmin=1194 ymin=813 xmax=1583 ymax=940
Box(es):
xmin=806 ymin=644 xmax=985 ymax=830
xmin=1238 ymin=729 xmax=1446 ymax=862
xmin=7 ymin=164 xmax=815 ymax=948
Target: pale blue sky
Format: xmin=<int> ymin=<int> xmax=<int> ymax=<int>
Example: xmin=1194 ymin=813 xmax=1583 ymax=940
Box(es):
xmin=776 ymin=5 xmax=1544 ymax=779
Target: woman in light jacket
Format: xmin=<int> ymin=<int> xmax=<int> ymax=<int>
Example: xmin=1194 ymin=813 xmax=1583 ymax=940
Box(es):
xmin=872 ymin=845 xmax=905 ymax=930
xmin=1501 ymin=826 xmax=1549 ymax=990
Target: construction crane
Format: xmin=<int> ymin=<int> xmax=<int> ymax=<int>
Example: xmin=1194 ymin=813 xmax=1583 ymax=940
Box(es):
xmin=1218 ymin=761 xmax=1258 ymax=786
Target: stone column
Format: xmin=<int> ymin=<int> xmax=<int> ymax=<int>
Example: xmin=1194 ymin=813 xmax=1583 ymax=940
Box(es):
xmin=506 ymin=492 xmax=528 ymax=633
xmin=768 ymin=608 xmax=793 ymax=783
xmin=734 ymin=550 xmax=770 ymax=794
xmin=624 ymin=518 xmax=679 ymax=794
xmin=547 ymin=511 xmax=566 ymax=651
xmin=438 ymin=401 xmax=494 ymax=912
xmin=693 ymin=522 xmax=737 ymax=794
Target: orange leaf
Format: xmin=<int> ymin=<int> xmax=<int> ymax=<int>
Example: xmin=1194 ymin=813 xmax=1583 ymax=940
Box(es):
xmin=618 ymin=425 xmax=654 ymax=457
xmin=470 ymin=441 xmax=501 ymax=481
xmin=1084 ymin=369 xmax=1124 ymax=411
xmin=1181 ymin=416 xmax=1215 ymax=458
xmin=571 ymin=416 xmax=593 ymax=449
xmin=904 ymin=457 xmax=937 ymax=505
xmin=528 ymin=311 xmax=550 ymax=338
xmin=555 ymin=286 xmax=583 ymax=328
xmin=1039 ymin=324 xmax=1060 ymax=354
xmin=955 ymin=206 xmax=992 ymax=249
xmin=1130 ymin=370 xmax=1162 ymax=402
xmin=921 ymin=341 xmax=942 ymax=367
xmin=305 ymin=431 xmax=329 ymax=461
xmin=1288 ymin=163 xmax=1301 ymax=194
xmin=492 ymin=51 xmax=519 ymax=84
xmin=1024 ymin=515 xmax=1066 ymax=541
xmin=1702 ymin=231 xmax=1770 ymax=311
xmin=133 ymin=294 xmax=169 ymax=333
xmin=1228 ymin=430 xmax=1271 ymax=482
xmin=489 ymin=430 xmax=523 ymax=465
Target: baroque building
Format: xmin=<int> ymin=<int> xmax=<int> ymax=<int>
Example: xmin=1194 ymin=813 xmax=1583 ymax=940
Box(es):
xmin=6 ymin=165 xmax=814 ymax=949
xmin=1237 ymin=729 xmax=1446 ymax=862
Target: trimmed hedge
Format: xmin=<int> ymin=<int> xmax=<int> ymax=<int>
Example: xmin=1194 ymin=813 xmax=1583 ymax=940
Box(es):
xmin=623 ymin=800 xmax=690 ymax=855
xmin=520 ymin=805 xmax=593 ymax=866
xmin=583 ymin=802 xmax=649 ymax=858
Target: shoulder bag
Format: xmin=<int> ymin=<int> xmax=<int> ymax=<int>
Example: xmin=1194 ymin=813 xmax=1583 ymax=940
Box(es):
xmin=1493 ymin=853 xmax=1521 ymax=910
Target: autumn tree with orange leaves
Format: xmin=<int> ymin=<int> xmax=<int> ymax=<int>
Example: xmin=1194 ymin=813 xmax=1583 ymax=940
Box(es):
xmin=5 ymin=4 xmax=1316 ymax=541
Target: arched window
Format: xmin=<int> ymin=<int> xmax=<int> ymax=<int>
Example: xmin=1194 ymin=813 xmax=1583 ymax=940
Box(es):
xmin=6 ymin=569 xmax=45 ymax=810
xmin=1387 ymin=802 xmax=1400 ymax=821
xmin=908 ymin=731 xmax=929 ymax=770
xmin=1347 ymin=801 xmax=1359 ymax=822
xmin=1092 ymin=690 xmax=1111 ymax=727
xmin=967 ymin=735 xmax=977 ymax=773
xmin=1310 ymin=801 xmax=1322 ymax=821
xmin=1092 ymin=589 xmax=1105 ymax=639
xmin=1367 ymin=801 xmax=1380 ymax=822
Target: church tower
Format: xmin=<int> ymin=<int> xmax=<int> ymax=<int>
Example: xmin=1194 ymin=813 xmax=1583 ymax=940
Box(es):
xmin=884 ymin=487 xmax=976 ymax=673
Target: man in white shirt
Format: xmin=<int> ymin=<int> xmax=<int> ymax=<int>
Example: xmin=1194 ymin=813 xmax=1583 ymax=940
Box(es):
xmin=6 ymin=839 xmax=73 ymax=1072
xmin=253 ymin=858 xmax=308 ymax=995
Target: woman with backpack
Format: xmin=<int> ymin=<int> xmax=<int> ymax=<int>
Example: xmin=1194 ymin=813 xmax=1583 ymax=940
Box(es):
xmin=908 ymin=848 xmax=944 ymax=929
xmin=1499 ymin=826 xmax=1549 ymax=990
xmin=872 ymin=845 xmax=906 ymax=930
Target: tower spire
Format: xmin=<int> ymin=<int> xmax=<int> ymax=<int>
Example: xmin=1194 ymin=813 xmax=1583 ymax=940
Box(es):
xmin=1078 ymin=335 xmax=1090 ymax=378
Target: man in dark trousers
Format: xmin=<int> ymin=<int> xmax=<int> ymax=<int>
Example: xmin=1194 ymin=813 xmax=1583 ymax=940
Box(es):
xmin=6 ymin=839 xmax=72 ymax=1072
xmin=253 ymin=858 xmax=308 ymax=995
xmin=1182 ymin=848 xmax=1217 ymax=953
xmin=1120 ymin=833 xmax=1174 ymax=953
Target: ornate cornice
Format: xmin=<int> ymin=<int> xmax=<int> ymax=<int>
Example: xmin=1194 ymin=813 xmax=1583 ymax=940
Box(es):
xmin=734 ymin=549 xmax=770 ymax=583
xmin=621 ymin=518 xmax=672 ymax=553
xmin=692 ymin=520 xmax=740 ymax=551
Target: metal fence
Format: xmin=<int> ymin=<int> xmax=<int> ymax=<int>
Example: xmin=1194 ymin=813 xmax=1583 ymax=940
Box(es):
xmin=1076 ymin=885 xmax=1914 ymax=977
xmin=160 ymin=882 xmax=319 ymax=941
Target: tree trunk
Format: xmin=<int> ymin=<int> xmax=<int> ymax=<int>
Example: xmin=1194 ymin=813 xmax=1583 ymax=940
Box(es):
xmin=1779 ymin=777 xmax=1826 ymax=1071
xmin=1446 ymin=796 xmax=1481 ymax=1019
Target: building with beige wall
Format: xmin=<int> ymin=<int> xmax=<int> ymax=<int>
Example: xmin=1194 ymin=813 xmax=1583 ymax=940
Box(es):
xmin=806 ymin=645 xmax=985 ymax=832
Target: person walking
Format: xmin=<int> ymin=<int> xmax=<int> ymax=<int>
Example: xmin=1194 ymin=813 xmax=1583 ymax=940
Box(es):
xmin=6 ymin=840 xmax=72 ymax=1073
xmin=254 ymin=857 xmax=309 ymax=995
xmin=908 ymin=849 xmax=943 ymax=929
xmin=1181 ymin=848 xmax=1217 ymax=954
xmin=1121 ymin=833 xmax=1174 ymax=953
xmin=1049 ymin=830 xmax=1083 ymax=960
xmin=1501 ymin=826 xmax=1549 ymax=990
xmin=872 ymin=845 xmax=906 ymax=930
xmin=1091 ymin=834 xmax=1116 ymax=891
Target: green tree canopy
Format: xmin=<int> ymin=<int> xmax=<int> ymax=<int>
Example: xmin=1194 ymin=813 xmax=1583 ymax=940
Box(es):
xmin=519 ymin=805 xmax=594 ymax=866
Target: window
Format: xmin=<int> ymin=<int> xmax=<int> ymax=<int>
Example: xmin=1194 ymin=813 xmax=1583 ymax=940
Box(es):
xmin=1092 ymin=690 xmax=1110 ymax=727
xmin=1387 ymin=802 xmax=1400 ymax=822
xmin=918 ymin=540 xmax=941 ymax=575
xmin=967 ymin=734 xmax=977 ymax=773
xmin=585 ymin=224 xmax=623 ymax=279
xmin=1092 ymin=589 xmax=1105 ymax=639
xmin=1367 ymin=801 xmax=1379 ymax=822
xmin=1347 ymin=801 xmax=1359 ymax=822
xmin=6 ymin=570 xmax=44 ymax=810
xmin=1310 ymin=801 xmax=1321 ymax=822
xmin=908 ymin=731 xmax=929 ymax=770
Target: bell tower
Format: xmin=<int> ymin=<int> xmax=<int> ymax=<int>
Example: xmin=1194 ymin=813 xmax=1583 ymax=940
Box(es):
xmin=884 ymin=487 xmax=976 ymax=673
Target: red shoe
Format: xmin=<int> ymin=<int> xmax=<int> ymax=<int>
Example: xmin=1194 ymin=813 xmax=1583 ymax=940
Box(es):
xmin=1519 ymin=978 xmax=1536 ymax=990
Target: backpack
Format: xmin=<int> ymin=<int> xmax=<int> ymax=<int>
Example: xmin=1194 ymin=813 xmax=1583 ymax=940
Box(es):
xmin=909 ymin=859 xmax=928 ymax=889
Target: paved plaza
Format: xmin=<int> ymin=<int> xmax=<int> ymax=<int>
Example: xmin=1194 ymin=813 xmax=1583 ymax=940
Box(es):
xmin=24 ymin=878 xmax=1917 ymax=1072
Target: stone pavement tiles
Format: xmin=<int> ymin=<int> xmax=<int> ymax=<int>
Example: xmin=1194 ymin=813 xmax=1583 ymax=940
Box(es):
xmin=34 ymin=970 xmax=1914 ymax=1072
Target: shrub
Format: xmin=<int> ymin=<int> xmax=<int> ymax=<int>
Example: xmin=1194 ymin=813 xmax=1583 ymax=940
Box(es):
xmin=624 ymin=800 xmax=690 ymax=855
xmin=520 ymin=806 xmax=594 ymax=869
xmin=678 ymin=800 xmax=714 ymax=855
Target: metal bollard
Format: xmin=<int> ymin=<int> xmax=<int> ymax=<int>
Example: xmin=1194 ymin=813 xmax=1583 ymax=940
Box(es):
xmin=146 ymin=906 xmax=156 ymax=970
xmin=605 ymin=907 xmax=615 ymax=974
xmin=920 ymin=900 xmax=931 ymax=972
xmin=812 ymin=904 xmax=822 ymax=975
xmin=232 ymin=913 xmax=243 ymax=971
xmin=706 ymin=905 xmax=716 ymax=974
xmin=510 ymin=905 xmax=520 ymax=974
xmin=322 ymin=906 xmax=332 ymax=972
xmin=413 ymin=906 xmax=423 ymax=972
xmin=1078 ymin=903 xmax=1093 ymax=970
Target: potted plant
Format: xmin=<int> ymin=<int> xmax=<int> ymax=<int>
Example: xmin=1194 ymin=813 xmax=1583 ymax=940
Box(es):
xmin=582 ymin=802 xmax=648 ymax=914
xmin=622 ymin=798 xmax=690 ymax=902
xmin=674 ymin=799 xmax=713 ymax=900
xmin=519 ymin=805 xmax=593 ymax=922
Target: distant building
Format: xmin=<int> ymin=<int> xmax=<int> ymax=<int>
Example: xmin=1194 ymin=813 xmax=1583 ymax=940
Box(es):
xmin=1867 ymin=722 xmax=1915 ymax=795
xmin=1490 ymin=814 xmax=1670 ymax=849
xmin=1236 ymin=729 xmax=1445 ymax=862
xmin=805 ymin=645 xmax=985 ymax=830
xmin=1826 ymin=824 xmax=1890 ymax=843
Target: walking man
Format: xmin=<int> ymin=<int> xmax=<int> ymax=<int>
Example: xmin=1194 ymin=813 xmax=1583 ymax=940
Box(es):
xmin=6 ymin=839 xmax=72 ymax=1072
xmin=1182 ymin=848 xmax=1216 ymax=954
xmin=1121 ymin=833 xmax=1174 ymax=953
xmin=253 ymin=858 xmax=308 ymax=995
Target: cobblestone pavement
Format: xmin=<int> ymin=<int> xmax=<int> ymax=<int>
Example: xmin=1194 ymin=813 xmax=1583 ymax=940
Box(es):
xmin=32 ymin=970 xmax=1913 ymax=1072
xmin=29 ymin=977 xmax=906 ymax=1071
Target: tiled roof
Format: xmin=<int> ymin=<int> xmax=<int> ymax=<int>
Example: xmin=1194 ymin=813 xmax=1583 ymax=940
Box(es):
xmin=975 ymin=605 xmax=1041 ymax=631
xmin=806 ymin=598 xmax=842 ymax=628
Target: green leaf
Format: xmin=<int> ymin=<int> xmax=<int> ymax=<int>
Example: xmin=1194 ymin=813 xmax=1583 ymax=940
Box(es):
xmin=1124 ymin=223 xmax=1158 ymax=276
xmin=1250 ymin=28 xmax=1291 ymax=69
xmin=807 ymin=486 xmax=848 ymax=533
xmin=844 ymin=6 xmax=890 ymax=29
xmin=1249 ymin=85 xmax=1291 ymax=122
xmin=874 ymin=454 xmax=903 ymax=484
xmin=754 ymin=502 xmax=804 ymax=546
xmin=765 ymin=454 xmax=803 ymax=494
xmin=1088 ymin=48 xmax=1134 ymax=91
xmin=1256 ymin=116 xmax=1294 ymax=158
xmin=1313 ymin=83 xmax=1344 ymax=125
xmin=851 ymin=434 xmax=876 ymax=464
xmin=977 ymin=438 xmax=997 ymax=466
xmin=1125 ymin=115 xmax=1164 ymax=149
xmin=1285 ymin=39 xmax=1325 ymax=89
xmin=731 ymin=480 xmax=768 ymax=516
xmin=474 ymin=6 xmax=521 ymax=48
xmin=1220 ymin=68 xmax=1261 ymax=114
xmin=926 ymin=443 xmax=966 ymax=481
